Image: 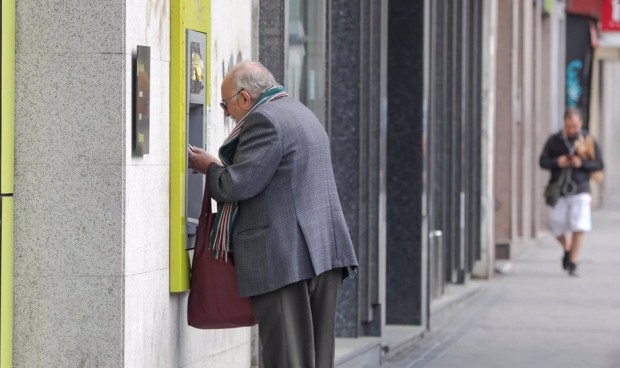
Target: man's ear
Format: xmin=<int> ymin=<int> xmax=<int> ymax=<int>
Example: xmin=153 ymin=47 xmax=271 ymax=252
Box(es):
xmin=240 ymin=90 xmax=252 ymax=107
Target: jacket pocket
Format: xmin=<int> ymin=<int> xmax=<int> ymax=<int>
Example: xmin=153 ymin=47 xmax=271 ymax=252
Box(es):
xmin=235 ymin=225 xmax=271 ymax=237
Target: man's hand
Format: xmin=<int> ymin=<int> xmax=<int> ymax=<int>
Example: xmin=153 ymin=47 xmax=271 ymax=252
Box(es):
xmin=557 ymin=155 xmax=571 ymax=168
xmin=571 ymin=155 xmax=582 ymax=168
xmin=188 ymin=145 xmax=222 ymax=174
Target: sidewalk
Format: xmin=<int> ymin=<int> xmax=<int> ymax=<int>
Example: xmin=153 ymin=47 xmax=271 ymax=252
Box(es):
xmin=384 ymin=195 xmax=620 ymax=368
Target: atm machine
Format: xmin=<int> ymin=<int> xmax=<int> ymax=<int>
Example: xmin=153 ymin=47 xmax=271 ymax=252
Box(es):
xmin=185 ymin=30 xmax=207 ymax=255
xmin=170 ymin=0 xmax=211 ymax=292
xmin=1 ymin=1 xmax=15 ymax=366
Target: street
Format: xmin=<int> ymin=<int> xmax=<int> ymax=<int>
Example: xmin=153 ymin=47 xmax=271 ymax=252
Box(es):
xmin=384 ymin=195 xmax=620 ymax=368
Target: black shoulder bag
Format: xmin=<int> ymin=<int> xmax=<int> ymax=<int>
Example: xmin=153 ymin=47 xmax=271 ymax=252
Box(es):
xmin=544 ymin=169 xmax=568 ymax=207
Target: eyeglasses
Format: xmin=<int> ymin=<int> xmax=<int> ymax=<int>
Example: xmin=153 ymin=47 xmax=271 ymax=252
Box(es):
xmin=219 ymin=89 xmax=243 ymax=112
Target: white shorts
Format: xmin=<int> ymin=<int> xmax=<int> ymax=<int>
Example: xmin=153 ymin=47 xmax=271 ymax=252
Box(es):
xmin=547 ymin=193 xmax=592 ymax=236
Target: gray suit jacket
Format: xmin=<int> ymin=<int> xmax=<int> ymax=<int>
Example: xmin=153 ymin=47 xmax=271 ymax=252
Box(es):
xmin=208 ymin=97 xmax=358 ymax=297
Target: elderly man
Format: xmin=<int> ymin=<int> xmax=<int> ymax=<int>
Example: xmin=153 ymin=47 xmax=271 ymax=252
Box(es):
xmin=188 ymin=60 xmax=358 ymax=368
xmin=539 ymin=108 xmax=604 ymax=276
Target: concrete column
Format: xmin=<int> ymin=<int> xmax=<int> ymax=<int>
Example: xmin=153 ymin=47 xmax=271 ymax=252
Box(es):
xmin=494 ymin=0 xmax=515 ymax=254
xmin=600 ymin=61 xmax=620 ymax=195
xmin=14 ymin=1 xmax=256 ymax=367
xmin=511 ymin=0 xmax=521 ymax=241
xmin=14 ymin=1 xmax=125 ymax=365
xmin=385 ymin=0 xmax=426 ymax=325
xmin=259 ymin=0 xmax=288 ymax=85
xmin=550 ymin=2 xmax=567 ymax=133
xmin=473 ymin=0 xmax=497 ymax=278
xmin=328 ymin=0 xmax=362 ymax=338
xmin=538 ymin=8 xmax=552 ymax=233
xmin=521 ymin=0 xmax=534 ymax=240
xmin=532 ymin=3 xmax=542 ymax=236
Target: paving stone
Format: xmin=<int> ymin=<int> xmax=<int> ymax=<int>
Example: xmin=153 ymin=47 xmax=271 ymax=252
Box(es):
xmin=384 ymin=195 xmax=620 ymax=368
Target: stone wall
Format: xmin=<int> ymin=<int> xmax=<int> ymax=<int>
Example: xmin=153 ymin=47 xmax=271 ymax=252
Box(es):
xmin=13 ymin=1 xmax=257 ymax=366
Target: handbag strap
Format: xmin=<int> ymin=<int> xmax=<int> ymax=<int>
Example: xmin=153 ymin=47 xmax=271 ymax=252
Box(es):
xmin=200 ymin=178 xmax=212 ymax=217
xmin=558 ymin=168 xmax=568 ymax=182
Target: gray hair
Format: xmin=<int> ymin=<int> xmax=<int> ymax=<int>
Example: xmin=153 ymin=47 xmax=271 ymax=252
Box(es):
xmin=229 ymin=61 xmax=278 ymax=99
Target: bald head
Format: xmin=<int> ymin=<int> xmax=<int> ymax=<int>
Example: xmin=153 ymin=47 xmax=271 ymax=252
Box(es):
xmin=227 ymin=61 xmax=278 ymax=99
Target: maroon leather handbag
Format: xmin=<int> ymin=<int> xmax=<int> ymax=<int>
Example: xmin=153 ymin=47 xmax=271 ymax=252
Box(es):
xmin=187 ymin=182 xmax=257 ymax=329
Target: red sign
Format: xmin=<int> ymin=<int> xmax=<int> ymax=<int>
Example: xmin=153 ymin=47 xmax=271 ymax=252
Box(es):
xmin=601 ymin=0 xmax=620 ymax=31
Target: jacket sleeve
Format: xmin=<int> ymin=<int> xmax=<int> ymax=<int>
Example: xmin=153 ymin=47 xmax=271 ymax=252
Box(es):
xmin=207 ymin=112 xmax=282 ymax=203
xmin=581 ymin=139 xmax=604 ymax=172
xmin=539 ymin=136 xmax=558 ymax=170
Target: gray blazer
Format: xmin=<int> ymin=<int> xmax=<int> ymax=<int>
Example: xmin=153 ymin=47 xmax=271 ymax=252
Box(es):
xmin=208 ymin=97 xmax=358 ymax=297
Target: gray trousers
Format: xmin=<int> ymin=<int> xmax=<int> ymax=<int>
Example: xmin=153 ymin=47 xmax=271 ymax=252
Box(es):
xmin=251 ymin=268 xmax=343 ymax=368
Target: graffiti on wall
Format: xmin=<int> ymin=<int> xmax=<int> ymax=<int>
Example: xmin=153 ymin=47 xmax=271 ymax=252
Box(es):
xmin=566 ymin=60 xmax=583 ymax=108
xmin=565 ymin=14 xmax=594 ymax=127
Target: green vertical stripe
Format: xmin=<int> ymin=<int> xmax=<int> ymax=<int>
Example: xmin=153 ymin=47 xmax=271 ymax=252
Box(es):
xmin=1 ymin=0 xmax=15 ymax=195
xmin=1 ymin=1 xmax=15 ymax=367
xmin=170 ymin=0 xmax=211 ymax=292
xmin=169 ymin=0 xmax=191 ymax=293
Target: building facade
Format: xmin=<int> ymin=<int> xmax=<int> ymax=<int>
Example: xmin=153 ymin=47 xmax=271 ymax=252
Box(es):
xmin=10 ymin=0 xmax=259 ymax=367
xmin=493 ymin=0 xmax=568 ymax=258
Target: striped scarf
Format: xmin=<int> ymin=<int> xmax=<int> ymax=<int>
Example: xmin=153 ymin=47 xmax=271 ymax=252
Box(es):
xmin=209 ymin=85 xmax=288 ymax=260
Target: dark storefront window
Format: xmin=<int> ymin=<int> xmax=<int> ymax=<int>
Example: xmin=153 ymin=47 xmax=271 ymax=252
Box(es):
xmin=288 ymin=0 xmax=327 ymax=125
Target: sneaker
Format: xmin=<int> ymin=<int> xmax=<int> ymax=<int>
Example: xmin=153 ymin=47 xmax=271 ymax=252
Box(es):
xmin=562 ymin=252 xmax=570 ymax=270
xmin=567 ymin=261 xmax=578 ymax=276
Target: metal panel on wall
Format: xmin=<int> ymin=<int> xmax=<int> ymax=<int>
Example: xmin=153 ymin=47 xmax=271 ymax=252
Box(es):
xmin=133 ymin=45 xmax=150 ymax=156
